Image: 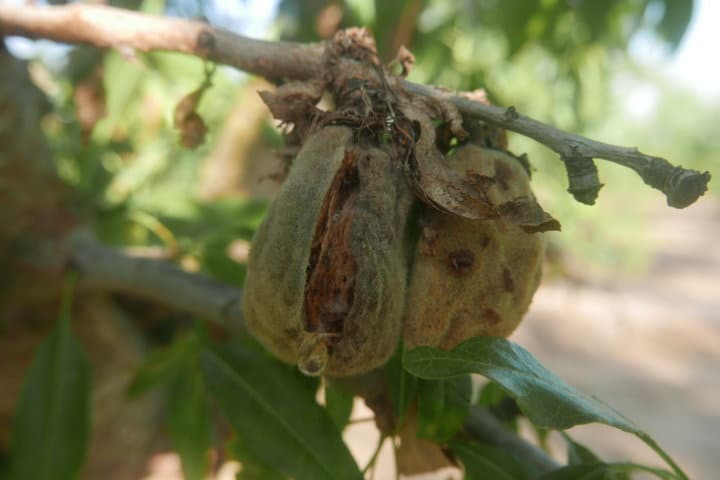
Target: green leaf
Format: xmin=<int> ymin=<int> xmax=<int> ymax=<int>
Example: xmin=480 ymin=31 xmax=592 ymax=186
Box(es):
xmin=8 ymin=275 xmax=91 ymax=480
xmin=167 ymin=369 xmax=211 ymax=480
xmin=476 ymin=381 xmax=520 ymax=431
xmin=129 ymin=325 xmax=211 ymax=479
xmin=127 ymin=331 xmax=201 ymax=396
xmin=385 ymin=345 xmax=418 ymax=429
xmin=227 ymin=436 xmax=287 ymax=480
xmin=451 ymin=440 xmax=532 ymax=480
xmin=416 ymin=375 xmax=471 ymax=442
xmin=404 ymin=337 xmax=689 ymax=480
xmin=562 ymin=432 xmax=602 ymax=465
xmin=561 ymin=434 xmax=631 ymax=480
xmin=656 ymin=0 xmax=694 ymax=50
xmin=201 ymin=345 xmax=362 ymax=480
xmin=324 ymin=385 xmax=354 ymax=432
xmin=537 ymin=462 xmax=677 ymax=480
xmin=199 ymin=234 xmax=247 ymax=286
xmin=532 ymin=424 xmax=552 ymax=452
xmin=477 ymin=380 xmax=507 ymax=407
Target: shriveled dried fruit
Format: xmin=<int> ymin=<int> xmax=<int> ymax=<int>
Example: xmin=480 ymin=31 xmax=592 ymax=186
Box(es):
xmin=403 ymin=143 xmax=545 ymax=349
xmin=243 ymin=126 xmax=414 ymax=377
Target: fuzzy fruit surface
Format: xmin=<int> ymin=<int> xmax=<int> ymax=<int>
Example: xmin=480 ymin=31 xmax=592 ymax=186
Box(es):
xmin=403 ymin=144 xmax=545 ymax=349
xmin=243 ymin=126 xmax=414 ymax=377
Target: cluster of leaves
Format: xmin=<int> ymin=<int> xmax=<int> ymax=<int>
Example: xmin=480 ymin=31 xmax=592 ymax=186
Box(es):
xmin=3 ymin=282 xmax=689 ymax=479
xmin=37 ymin=19 xmax=277 ymax=285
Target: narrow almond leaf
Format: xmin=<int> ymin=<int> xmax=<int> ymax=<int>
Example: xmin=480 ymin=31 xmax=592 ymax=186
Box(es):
xmin=537 ymin=462 xmax=677 ymax=480
xmin=127 ymin=332 xmax=201 ymax=397
xmin=451 ymin=440 xmax=533 ymax=480
xmin=228 ymin=436 xmax=287 ymax=480
xmin=324 ymin=385 xmax=354 ymax=431
xmin=201 ymin=345 xmax=362 ymax=480
xmin=167 ymin=368 xmax=211 ymax=480
xmin=385 ymin=345 xmax=418 ymax=429
xmin=416 ymin=375 xmax=471 ymax=442
xmin=562 ymin=432 xmax=602 ymax=465
xmin=8 ymin=275 xmax=90 ymax=480
xmin=477 ymin=380 xmax=507 ymax=407
xmin=404 ymin=337 xmax=688 ymax=480
xmin=476 ymin=381 xmax=521 ymax=430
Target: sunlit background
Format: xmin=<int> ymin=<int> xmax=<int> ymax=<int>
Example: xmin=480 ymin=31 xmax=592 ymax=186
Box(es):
xmin=2 ymin=0 xmax=718 ymax=478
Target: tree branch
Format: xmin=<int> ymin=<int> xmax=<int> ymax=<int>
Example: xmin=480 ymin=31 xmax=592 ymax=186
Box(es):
xmin=1 ymin=3 xmax=710 ymax=208
xmin=0 ymin=3 xmax=710 ymax=207
xmin=464 ymin=407 xmax=560 ymax=474
xmin=0 ymin=3 xmax=323 ymax=80
xmin=403 ymin=82 xmax=711 ymax=207
xmin=67 ymin=231 xmax=245 ymax=329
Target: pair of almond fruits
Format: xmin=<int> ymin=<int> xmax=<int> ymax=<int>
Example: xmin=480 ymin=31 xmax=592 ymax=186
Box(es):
xmin=243 ymin=123 xmax=547 ymax=377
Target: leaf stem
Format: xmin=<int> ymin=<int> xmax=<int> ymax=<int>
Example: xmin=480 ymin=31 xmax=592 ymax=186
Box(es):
xmin=362 ymin=435 xmax=386 ymax=477
xmin=638 ymin=433 xmax=689 ymax=480
xmin=59 ymin=271 xmax=78 ymax=327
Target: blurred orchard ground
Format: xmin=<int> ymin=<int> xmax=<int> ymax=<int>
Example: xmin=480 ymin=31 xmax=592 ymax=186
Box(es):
xmin=0 ymin=0 xmax=717 ymax=479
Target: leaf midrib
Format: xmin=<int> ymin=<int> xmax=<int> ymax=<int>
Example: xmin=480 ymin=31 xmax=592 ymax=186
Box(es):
xmin=205 ymin=351 xmax=353 ymax=480
xmin=406 ymin=350 xmax=635 ymax=431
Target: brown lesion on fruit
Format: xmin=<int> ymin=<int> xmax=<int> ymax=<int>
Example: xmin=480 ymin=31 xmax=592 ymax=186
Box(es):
xmin=493 ymin=157 xmax=515 ymax=191
xmin=502 ymin=266 xmax=515 ymax=292
xmin=303 ymin=150 xmax=360 ymax=344
xmin=482 ymin=308 xmax=503 ymax=326
xmin=447 ymin=248 xmax=474 ymax=276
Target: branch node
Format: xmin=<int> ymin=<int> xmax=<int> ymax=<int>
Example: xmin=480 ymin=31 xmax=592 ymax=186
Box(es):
xmin=563 ymin=155 xmax=603 ymax=205
xmin=504 ymin=105 xmax=519 ymax=121
xmin=641 ymin=156 xmax=710 ymax=208
xmin=666 ymin=167 xmax=711 ymax=209
xmin=196 ymin=29 xmax=215 ymax=56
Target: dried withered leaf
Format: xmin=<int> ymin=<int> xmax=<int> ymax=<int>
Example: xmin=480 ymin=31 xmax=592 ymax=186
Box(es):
xmin=74 ymin=66 xmax=106 ymax=142
xmin=174 ymin=88 xmax=207 ymax=149
xmin=460 ymin=145 xmax=561 ymax=233
xmin=243 ymin=126 xmax=414 ymax=377
xmin=400 ymin=102 xmax=495 ymax=218
xmin=395 ymin=405 xmax=457 ymax=476
xmin=390 ymin=45 xmax=415 ymax=77
xmin=258 ymin=79 xmax=325 ymax=125
xmin=328 ymin=28 xmax=378 ymax=64
xmin=399 ymin=100 xmax=559 ymax=232
xmin=403 ymin=145 xmax=546 ymax=350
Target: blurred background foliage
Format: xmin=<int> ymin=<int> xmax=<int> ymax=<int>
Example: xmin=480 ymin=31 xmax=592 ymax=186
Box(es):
xmin=9 ymin=0 xmax=713 ymax=279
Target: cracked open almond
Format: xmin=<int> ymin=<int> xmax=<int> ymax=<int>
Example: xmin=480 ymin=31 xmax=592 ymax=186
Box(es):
xmin=242 ymin=126 xmax=414 ymax=377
